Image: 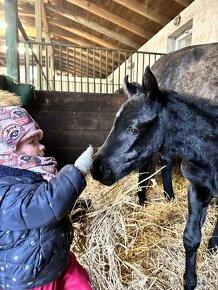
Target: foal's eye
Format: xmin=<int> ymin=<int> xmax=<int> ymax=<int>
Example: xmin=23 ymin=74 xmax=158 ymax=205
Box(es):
xmin=126 ymin=127 xmax=140 ymax=135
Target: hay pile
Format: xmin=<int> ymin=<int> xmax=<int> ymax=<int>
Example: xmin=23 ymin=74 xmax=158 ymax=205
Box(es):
xmin=71 ymin=169 xmax=218 ymax=290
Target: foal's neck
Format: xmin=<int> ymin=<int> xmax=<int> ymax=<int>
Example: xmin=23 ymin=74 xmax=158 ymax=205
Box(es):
xmin=162 ymin=93 xmax=216 ymax=161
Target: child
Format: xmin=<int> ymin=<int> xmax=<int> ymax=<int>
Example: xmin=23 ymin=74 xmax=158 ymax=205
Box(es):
xmin=0 ymin=92 xmax=93 ymax=290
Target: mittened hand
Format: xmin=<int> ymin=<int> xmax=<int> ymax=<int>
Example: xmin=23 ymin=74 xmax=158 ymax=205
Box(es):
xmin=74 ymin=145 xmax=94 ymax=176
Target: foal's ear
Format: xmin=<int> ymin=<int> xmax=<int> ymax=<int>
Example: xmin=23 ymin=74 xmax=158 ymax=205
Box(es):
xmin=142 ymin=66 xmax=159 ymax=99
xmin=123 ymin=75 xmax=137 ymax=98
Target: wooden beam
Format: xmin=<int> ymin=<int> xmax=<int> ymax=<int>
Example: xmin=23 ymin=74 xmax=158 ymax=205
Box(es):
xmin=51 ymin=32 xmax=95 ymax=48
xmin=41 ymin=0 xmax=50 ymax=36
xmin=4 ymin=0 xmax=20 ymax=81
xmin=35 ymin=0 xmax=42 ymax=42
xmin=113 ymin=0 xmax=170 ymax=26
xmin=173 ymin=0 xmax=192 ymax=7
xmin=0 ymin=58 xmax=6 ymax=66
xmin=66 ymin=0 xmax=152 ymax=39
xmin=49 ymin=21 xmax=120 ymax=49
xmin=47 ymin=6 xmax=140 ymax=49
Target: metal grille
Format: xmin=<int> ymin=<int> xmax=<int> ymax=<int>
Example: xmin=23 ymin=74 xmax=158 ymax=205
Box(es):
xmin=18 ymin=41 xmax=164 ymax=93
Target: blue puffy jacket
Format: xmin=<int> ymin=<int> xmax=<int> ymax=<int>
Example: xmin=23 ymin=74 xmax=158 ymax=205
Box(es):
xmin=0 ymin=165 xmax=86 ymax=289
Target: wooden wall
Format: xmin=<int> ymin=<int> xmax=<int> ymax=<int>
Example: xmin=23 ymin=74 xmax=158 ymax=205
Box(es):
xmin=30 ymin=91 xmax=126 ymax=169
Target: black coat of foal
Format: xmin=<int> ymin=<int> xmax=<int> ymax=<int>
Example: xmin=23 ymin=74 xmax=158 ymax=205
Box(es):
xmin=137 ymin=43 xmax=218 ymax=205
xmin=91 ymin=66 xmax=218 ymax=290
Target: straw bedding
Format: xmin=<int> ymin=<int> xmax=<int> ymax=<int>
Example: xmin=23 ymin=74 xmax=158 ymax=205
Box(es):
xmin=71 ymin=168 xmax=218 ymax=290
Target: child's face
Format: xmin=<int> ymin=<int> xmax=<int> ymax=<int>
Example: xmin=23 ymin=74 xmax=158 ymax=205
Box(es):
xmin=16 ymin=135 xmax=45 ymax=157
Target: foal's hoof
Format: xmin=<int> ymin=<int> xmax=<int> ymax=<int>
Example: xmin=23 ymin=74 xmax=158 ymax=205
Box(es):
xmin=208 ymin=237 xmax=218 ymax=252
xmin=138 ymin=199 xmax=147 ymax=206
xmin=164 ymin=192 xmax=175 ymax=201
xmin=184 ymin=280 xmax=197 ymax=290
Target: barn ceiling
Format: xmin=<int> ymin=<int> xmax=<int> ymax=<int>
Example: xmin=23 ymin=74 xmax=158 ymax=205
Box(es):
xmin=0 ymin=0 xmax=194 ymax=51
xmin=0 ymin=0 xmax=194 ymax=81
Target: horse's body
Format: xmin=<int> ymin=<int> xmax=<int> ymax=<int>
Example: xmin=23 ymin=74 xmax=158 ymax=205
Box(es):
xmin=138 ymin=43 xmax=218 ymax=204
xmin=91 ymin=66 xmax=218 ymax=290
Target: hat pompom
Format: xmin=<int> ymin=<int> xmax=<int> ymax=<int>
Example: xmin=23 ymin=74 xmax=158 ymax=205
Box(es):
xmin=0 ymin=90 xmax=22 ymax=107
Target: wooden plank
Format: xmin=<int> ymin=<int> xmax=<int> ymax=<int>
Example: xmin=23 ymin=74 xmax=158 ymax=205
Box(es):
xmin=4 ymin=0 xmax=19 ymax=81
xmin=41 ymin=130 xmax=110 ymax=148
xmin=173 ymin=0 xmax=192 ymax=7
xmin=35 ymin=0 xmax=42 ymax=89
xmin=33 ymin=91 xmax=126 ymax=112
xmin=32 ymin=111 xmax=118 ymax=131
xmin=47 ymin=6 xmax=140 ymax=49
xmin=114 ymin=0 xmax=170 ymax=26
xmin=50 ymin=21 xmax=120 ymax=49
xmin=41 ymin=1 xmax=54 ymax=89
xmin=67 ymin=0 xmax=153 ymax=39
xmin=30 ymin=91 xmax=127 ymax=167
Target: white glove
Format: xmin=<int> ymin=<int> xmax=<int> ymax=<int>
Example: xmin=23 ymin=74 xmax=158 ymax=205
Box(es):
xmin=74 ymin=145 xmax=94 ymax=176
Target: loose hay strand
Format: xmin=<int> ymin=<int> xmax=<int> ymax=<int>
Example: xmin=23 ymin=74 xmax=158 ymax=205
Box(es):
xmin=71 ymin=170 xmax=218 ymax=290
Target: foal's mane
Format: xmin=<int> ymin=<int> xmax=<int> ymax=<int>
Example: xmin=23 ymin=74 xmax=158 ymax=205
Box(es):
xmin=161 ymin=89 xmax=218 ymax=117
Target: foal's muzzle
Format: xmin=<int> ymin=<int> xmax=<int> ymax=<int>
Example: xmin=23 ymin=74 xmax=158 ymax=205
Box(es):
xmin=91 ymin=156 xmax=114 ymax=185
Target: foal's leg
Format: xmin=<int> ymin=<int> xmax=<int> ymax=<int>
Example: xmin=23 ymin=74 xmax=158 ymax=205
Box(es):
xmin=183 ymin=184 xmax=211 ymax=290
xmin=160 ymin=154 xmax=174 ymax=200
xmin=137 ymin=161 xmax=151 ymax=205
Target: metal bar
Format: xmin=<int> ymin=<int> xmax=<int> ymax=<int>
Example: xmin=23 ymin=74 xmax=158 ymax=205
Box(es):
xmin=136 ymin=52 xmax=139 ymax=84
xmin=142 ymin=53 xmax=145 ymax=77
xmin=24 ymin=43 xmax=30 ymax=84
xmin=46 ymin=44 xmax=49 ymax=90
xmin=100 ymin=49 xmax=102 ymax=93
xmin=59 ymin=44 xmax=62 ymax=91
xmin=125 ymin=52 xmax=127 ymax=79
xmin=112 ymin=50 xmax=114 ymax=93
xmin=87 ymin=48 xmax=89 ymax=93
xmin=74 ymin=47 xmax=76 ymax=92
xmin=31 ymin=44 xmax=34 ymax=85
xmin=118 ymin=50 xmax=120 ymax=92
xmin=53 ymin=49 xmax=56 ymax=91
xmin=106 ymin=49 xmax=108 ymax=93
xmin=67 ymin=47 xmax=70 ymax=92
xmin=80 ymin=47 xmax=82 ymax=92
xmin=93 ymin=48 xmax=96 ymax=93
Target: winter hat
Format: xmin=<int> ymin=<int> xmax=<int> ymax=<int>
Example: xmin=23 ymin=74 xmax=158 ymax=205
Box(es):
xmin=0 ymin=91 xmax=57 ymax=181
xmin=0 ymin=91 xmax=43 ymax=153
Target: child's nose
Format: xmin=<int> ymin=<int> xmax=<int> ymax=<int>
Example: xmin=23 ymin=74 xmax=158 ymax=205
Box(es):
xmin=39 ymin=143 xmax=45 ymax=151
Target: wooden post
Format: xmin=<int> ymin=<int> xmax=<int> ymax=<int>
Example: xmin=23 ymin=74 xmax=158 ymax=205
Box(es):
xmin=35 ymin=0 xmax=42 ymax=89
xmin=42 ymin=0 xmax=54 ymax=90
xmin=4 ymin=0 xmax=20 ymax=81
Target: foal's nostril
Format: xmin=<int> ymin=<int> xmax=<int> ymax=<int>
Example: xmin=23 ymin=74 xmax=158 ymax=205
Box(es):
xmin=104 ymin=169 xmax=112 ymax=179
xmin=91 ymin=157 xmax=103 ymax=180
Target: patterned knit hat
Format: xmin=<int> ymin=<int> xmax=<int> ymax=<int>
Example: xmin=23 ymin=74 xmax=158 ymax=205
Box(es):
xmin=0 ymin=105 xmax=43 ymax=154
xmin=0 ymin=91 xmax=57 ymax=181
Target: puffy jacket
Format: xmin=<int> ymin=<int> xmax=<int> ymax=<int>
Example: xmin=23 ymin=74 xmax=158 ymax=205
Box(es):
xmin=0 ymin=165 xmax=86 ymax=289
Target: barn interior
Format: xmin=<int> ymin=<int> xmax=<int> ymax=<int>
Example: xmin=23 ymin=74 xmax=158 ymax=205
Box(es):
xmin=0 ymin=0 xmax=218 ymax=289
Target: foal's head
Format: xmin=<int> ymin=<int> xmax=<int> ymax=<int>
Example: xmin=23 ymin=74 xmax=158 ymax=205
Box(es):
xmin=92 ymin=66 xmax=165 ymax=185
